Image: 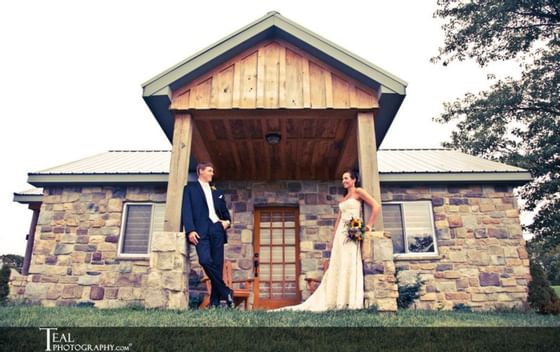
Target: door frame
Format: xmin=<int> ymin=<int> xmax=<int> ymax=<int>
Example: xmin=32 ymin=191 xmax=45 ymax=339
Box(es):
xmin=252 ymin=205 xmax=301 ymax=309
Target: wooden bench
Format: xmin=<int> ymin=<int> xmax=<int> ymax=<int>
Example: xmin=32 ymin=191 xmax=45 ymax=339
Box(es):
xmin=200 ymin=260 xmax=253 ymax=309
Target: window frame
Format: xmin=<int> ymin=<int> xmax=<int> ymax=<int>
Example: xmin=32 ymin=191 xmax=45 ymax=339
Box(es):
xmin=382 ymin=200 xmax=439 ymax=259
xmin=117 ymin=202 xmax=164 ymax=258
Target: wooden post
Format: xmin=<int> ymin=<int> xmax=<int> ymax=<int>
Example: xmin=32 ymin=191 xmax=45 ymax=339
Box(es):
xmin=22 ymin=205 xmax=40 ymax=275
xmin=163 ymin=113 xmax=193 ymax=232
xmin=357 ymin=112 xmax=384 ymax=230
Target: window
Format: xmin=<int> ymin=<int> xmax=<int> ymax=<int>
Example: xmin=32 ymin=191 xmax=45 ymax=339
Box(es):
xmin=382 ymin=201 xmax=437 ymax=257
xmin=118 ymin=203 xmax=165 ymax=257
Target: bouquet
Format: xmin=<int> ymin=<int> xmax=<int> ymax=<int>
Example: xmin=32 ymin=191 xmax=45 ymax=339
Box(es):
xmin=345 ymin=217 xmax=370 ymax=242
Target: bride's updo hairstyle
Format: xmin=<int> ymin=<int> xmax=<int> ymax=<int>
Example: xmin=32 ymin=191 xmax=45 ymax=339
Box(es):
xmin=343 ymin=169 xmax=360 ymax=196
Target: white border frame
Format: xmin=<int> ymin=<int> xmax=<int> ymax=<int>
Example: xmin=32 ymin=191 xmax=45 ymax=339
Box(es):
xmin=117 ymin=202 xmax=156 ymax=259
xmin=384 ymin=200 xmax=439 ymax=259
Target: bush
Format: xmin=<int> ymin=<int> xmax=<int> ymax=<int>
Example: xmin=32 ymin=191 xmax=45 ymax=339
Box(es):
xmin=396 ymin=272 xmax=423 ymax=309
xmin=0 ymin=255 xmax=23 ymax=273
xmin=528 ymin=261 xmax=560 ymax=315
xmin=189 ymin=293 xmax=203 ymax=309
xmin=0 ymin=264 xmax=11 ymax=305
xmin=452 ymin=303 xmax=472 ymax=312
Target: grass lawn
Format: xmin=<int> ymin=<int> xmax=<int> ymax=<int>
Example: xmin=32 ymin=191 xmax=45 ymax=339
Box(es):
xmin=2 ymin=306 xmax=559 ymax=351
xmin=2 ymin=305 xmax=560 ymax=327
xmin=553 ymin=285 xmax=560 ymax=297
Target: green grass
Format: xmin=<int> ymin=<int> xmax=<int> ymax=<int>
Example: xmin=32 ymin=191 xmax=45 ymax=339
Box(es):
xmin=1 ymin=305 xmax=560 ymax=327
xmin=553 ymin=285 xmax=560 ymax=297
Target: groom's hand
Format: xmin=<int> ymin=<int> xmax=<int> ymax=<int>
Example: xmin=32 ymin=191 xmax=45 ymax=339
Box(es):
xmin=220 ymin=220 xmax=231 ymax=230
xmin=188 ymin=231 xmax=200 ymax=245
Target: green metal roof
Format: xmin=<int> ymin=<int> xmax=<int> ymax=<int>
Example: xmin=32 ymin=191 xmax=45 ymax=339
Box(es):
xmin=142 ymin=11 xmax=407 ymax=146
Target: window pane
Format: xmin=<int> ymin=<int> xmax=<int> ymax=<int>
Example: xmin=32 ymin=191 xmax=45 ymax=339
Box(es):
xmin=259 ymin=264 xmax=270 ymax=280
xmin=122 ymin=205 xmax=152 ymax=254
xmin=271 ymin=228 xmax=283 ymax=244
xmin=382 ymin=204 xmax=405 ymax=253
xmin=260 ymin=229 xmax=270 ymax=245
xmin=259 ymin=281 xmax=270 ymax=298
xmin=271 ymin=264 xmax=283 ymax=281
xmin=151 ymin=204 xmax=165 ymax=233
xmin=285 ymin=246 xmax=295 ymax=262
xmin=285 ymin=264 xmax=296 ymax=280
xmin=260 ymin=247 xmax=270 ymax=261
xmin=284 ymin=228 xmax=295 ymax=244
xmin=271 ymin=282 xmax=283 ymax=298
xmin=404 ymin=202 xmax=435 ymax=253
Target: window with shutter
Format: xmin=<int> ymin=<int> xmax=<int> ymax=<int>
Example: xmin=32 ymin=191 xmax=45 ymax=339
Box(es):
xmin=118 ymin=203 xmax=165 ymax=257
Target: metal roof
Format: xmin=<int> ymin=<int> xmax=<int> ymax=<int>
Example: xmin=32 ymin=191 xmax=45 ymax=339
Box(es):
xmin=13 ymin=188 xmax=43 ymax=204
xmin=23 ymin=149 xmax=532 ymax=189
xmin=142 ymin=11 xmax=407 ymax=147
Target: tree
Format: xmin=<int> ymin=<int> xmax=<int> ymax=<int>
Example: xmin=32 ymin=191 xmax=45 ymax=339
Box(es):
xmin=528 ymin=261 xmax=560 ymax=314
xmin=432 ymin=0 xmax=560 ymax=270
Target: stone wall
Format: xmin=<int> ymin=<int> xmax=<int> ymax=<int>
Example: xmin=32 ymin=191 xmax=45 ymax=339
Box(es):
xmin=9 ymin=186 xmax=167 ymax=308
xmin=384 ymin=184 xmax=530 ymax=310
xmin=9 ymin=182 xmax=529 ymax=311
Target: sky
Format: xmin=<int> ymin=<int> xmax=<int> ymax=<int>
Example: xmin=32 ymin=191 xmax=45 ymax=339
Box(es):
xmin=0 ymin=0 xmax=526 ymax=256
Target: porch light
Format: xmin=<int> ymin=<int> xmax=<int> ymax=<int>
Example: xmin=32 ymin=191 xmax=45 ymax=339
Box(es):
xmin=265 ymin=132 xmax=281 ymax=145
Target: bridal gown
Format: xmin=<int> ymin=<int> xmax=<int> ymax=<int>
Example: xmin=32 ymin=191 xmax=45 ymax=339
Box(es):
xmin=272 ymin=197 xmax=364 ymax=311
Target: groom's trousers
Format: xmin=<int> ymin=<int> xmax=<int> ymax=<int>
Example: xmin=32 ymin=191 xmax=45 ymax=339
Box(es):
xmin=195 ymin=221 xmax=231 ymax=305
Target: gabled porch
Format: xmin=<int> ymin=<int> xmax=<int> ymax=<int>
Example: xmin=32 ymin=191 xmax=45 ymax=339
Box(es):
xmin=142 ymin=12 xmax=406 ymax=310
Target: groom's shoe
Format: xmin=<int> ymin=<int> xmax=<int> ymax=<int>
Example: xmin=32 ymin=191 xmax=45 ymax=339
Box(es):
xmin=225 ymin=290 xmax=235 ymax=309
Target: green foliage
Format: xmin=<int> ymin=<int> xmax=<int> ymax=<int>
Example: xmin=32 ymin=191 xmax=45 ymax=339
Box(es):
xmin=528 ymin=261 xmax=560 ymax=315
xmin=189 ymin=293 xmax=203 ymax=309
xmin=0 ymin=254 xmax=24 ymax=273
xmin=432 ymin=0 xmax=560 ymax=66
xmin=1 ymin=306 xmax=560 ymax=327
xmin=0 ymin=264 xmax=11 ymax=305
xmin=433 ymin=0 xmax=560 ymax=281
xmin=396 ymin=273 xmax=423 ymax=309
xmin=75 ymin=301 xmax=95 ymax=308
xmin=452 ymin=303 xmax=472 ymax=312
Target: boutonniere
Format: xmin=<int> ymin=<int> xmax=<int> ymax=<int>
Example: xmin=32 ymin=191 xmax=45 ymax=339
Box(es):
xmin=210 ymin=185 xmax=217 ymax=191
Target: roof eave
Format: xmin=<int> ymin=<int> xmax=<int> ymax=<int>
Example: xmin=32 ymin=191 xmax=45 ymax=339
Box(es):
xmin=13 ymin=193 xmax=43 ymax=204
xmin=380 ymin=171 xmax=532 ymax=185
xmin=25 ymin=171 xmax=532 ymax=187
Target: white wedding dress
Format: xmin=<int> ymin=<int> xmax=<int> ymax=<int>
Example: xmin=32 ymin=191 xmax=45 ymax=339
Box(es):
xmin=272 ymin=198 xmax=364 ymax=311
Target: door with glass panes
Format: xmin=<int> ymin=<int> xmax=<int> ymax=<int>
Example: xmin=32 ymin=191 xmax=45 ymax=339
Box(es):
xmin=253 ymin=207 xmax=301 ymax=309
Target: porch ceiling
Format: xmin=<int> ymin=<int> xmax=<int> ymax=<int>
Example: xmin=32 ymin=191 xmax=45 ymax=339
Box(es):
xmin=189 ymin=110 xmax=360 ymax=180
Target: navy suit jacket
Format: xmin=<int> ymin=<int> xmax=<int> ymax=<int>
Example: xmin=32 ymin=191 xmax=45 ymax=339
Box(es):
xmin=181 ymin=182 xmax=231 ymax=244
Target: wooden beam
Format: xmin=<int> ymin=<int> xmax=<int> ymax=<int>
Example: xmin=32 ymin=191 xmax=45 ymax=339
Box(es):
xmin=357 ymin=112 xmax=384 ymax=230
xmin=335 ymin=119 xmax=358 ymax=177
xmin=191 ymin=109 xmax=360 ymax=120
xmin=191 ymin=123 xmax=212 ymax=165
xmin=22 ymin=206 xmax=40 ymax=275
xmin=223 ymin=119 xmax=242 ymax=179
xmin=164 ymin=113 xmax=193 ymax=232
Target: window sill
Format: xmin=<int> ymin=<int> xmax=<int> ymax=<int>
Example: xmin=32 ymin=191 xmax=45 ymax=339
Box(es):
xmin=116 ymin=255 xmax=150 ymax=261
xmin=393 ymin=253 xmax=441 ymax=261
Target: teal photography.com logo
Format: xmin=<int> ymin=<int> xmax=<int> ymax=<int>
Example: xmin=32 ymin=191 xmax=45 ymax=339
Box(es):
xmin=39 ymin=328 xmax=133 ymax=351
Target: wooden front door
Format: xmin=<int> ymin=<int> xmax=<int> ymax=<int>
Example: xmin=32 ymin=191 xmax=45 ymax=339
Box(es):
xmin=253 ymin=207 xmax=301 ymax=309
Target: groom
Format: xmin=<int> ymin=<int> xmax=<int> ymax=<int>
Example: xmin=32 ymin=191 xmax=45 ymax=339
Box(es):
xmin=181 ymin=162 xmax=234 ymax=308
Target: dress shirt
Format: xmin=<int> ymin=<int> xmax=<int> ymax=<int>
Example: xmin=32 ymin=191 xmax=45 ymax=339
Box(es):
xmin=198 ymin=179 xmax=220 ymax=223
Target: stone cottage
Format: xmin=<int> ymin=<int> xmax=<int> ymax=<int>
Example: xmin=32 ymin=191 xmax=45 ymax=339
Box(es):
xmin=10 ymin=12 xmax=532 ymax=311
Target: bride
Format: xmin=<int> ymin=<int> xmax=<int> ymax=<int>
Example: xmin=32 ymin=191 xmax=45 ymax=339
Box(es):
xmin=271 ymin=170 xmax=381 ymax=312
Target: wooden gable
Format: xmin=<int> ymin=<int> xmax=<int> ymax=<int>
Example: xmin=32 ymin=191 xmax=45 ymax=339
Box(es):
xmin=170 ymin=40 xmax=379 ymax=110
